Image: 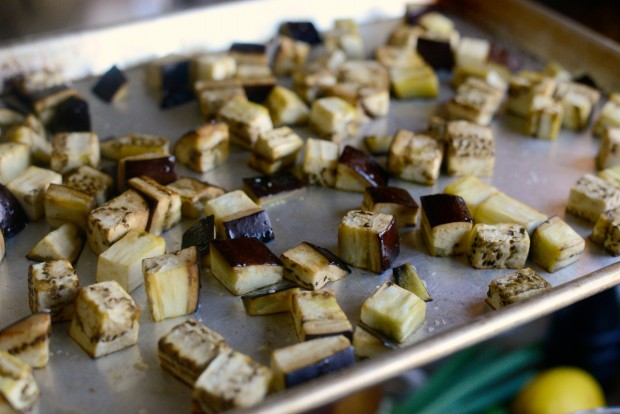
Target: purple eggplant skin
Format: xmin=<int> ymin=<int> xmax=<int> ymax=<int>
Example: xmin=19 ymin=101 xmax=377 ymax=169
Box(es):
xmin=420 ymin=194 xmax=472 ymax=228
xmin=279 ymin=21 xmax=322 ymax=45
xmin=223 ymin=210 xmax=275 ymax=243
xmin=48 ymin=96 xmax=91 ymax=134
xmin=124 ymin=155 xmax=177 ymax=186
xmin=182 ymin=215 xmax=215 ymax=259
xmin=0 ymin=184 xmax=28 ymax=237
xmin=92 ymin=65 xmax=127 ymax=103
xmin=416 ymin=37 xmax=454 ymax=70
xmin=339 ymin=146 xmax=389 ymax=188
xmin=211 ymin=237 xmax=281 ymax=267
xmin=283 ymin=346 xmax=355 ymax=389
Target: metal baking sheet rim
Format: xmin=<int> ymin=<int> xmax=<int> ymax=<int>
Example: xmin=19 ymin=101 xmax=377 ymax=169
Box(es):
xmin=234 ymin=261 xmax=620 ymax=414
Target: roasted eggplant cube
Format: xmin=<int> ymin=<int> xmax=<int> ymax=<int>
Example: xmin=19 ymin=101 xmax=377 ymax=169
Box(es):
xmin=5 ymin=114 xmax=51 ymax=164
xmin=168 ymin=177 xmax=225 ymax=219
xmin=566 ymin=174 xmax=620 ymax=223
xmin=69 ymin=280 xmax=140 ymax=358
xmin=416 ymin=35 xmax=455 ymax=70
xmin=302 ymin=138 xmax=339 ymax=187
xmin=192 ymin=348 xmax=271 ymax=413
xmin=100 ymin=133 xmax=169 ymax=160
xmin=182 ymin=215 xmax=216 ymax=267
xmin=28 ymin=260 xmax=79 ymax=322
xmin=210 ymin=238 xmax=283 ymax=296
xmin=390 ymin=65 xmax=439 ymax=99
xmin=128 ymin=176 xmax=182 ymax=235
xmin=86 ymin=189 xmax=149 ymax=254
xmin=596 ymin=128 xmax=620 ymax=170
xmin=486 ymin=268 xmax=551 ymax=310
xmin=0 ymin=183 xmax=28 ymax=238
xmin=249 ymin=126 xmax=302 ymax=175
xmin=387 ymin=130 xmax=442 ymax=185
xmin=0 ymin=351 xmax=39 ymax=413
xmin=273 ymin=36 xmax=310 ymax=77
xmin=198 ymin=86 xmax=247 ymax=120
xmin=525 ymin=95 xmax=563 ymax=140
xmin=118 ymin=153 xmax=177 ymax=190
xmin=292 ymin=66 xmax=337 ymax=103
xmin=0 ymin=143 xmax=30 ymax=185
xmin=241 ymin=284 xmax=300 ymax=316
xmin=174 ymin=122 xmax=229 ymax=173
xmin=91 ymin=65 xmax=128 ymax=103
xmin=271 ymin=335 xmax=354 ymax=391
xmin=0 ymin=313 xmax=51 ymax=369
xmin=593 ymin=96 xmax=620 ymax=137
xmin=507 ymin=72 xmax=556 ymax=117
xmin=241 ymin=75 xmax=276 ymax=103
xmin=27 ymin=222 xmax=84 ymax=263
xmin=353 ymin=326 xmax=391 ymax=359
xmin=158 ymin=319 xmax=227 ymax=386
xmin=242 ymin=173 xmax=306 ymax=207
xmin=280 ymin=242 xmax=350 ymax=290
xmin=468 ymin=223 xmax=530 ymax=269
xmin=265 ymin=85 xmax=309 ymax=127
xmin=64 ymin=165 xmax=114 ymax=206
xmin=44 ymin=183 xmax=96 ymax=230
xmin=361 ymin=282 xmax=426 ymax=343
xmin=335 ymin=146 xmax=389 ymax=192
xmin=475 ymin=192 xmax=548 ymax=235
xmin=338 ymin=210 xmax=399 ymax=273
xmin=159 ymin=60 xmax=194 ymax=109
xmin=50 ymin=132 xmax=99 ymax=174
xmin=361 ymin=186 xmax=419 ymax=228
xmin=533 ymin=216 xmax=585 ymax=270
xmin=291 ymin=290 xmax=352 ymax=342
xmin=445 ymin=121 xmax=495 ymax=177
xmin=447 ymin=78 xmax=503 ymax=126
xmin=443 ymin=175 xmax=498 ymax=216
xmin=217 ymin=99 xmax=273 ymax=149
xmin=309 ymin=97 xmax=358 ymax=143
xmin=143 ymin=247 xmax=200 ymax=322
xmin=48 ymin=96 xmax=91 ymax=134
xmin=593 ymin=206 xmax=620 ymax=256
xmin=252 ymin=126 xmax=303 ymax=163
xmin=205 ymin=190 xmax=274 ymax=242
xmin=7 ymin=166 xmax=62 ymax=221
xmin=420 ymin=194 xmax=473 ymax=256
xmin=96 ymin=229 xmax=166 ymax=293
xmin=193 ymin=53 xmax=237 ymax=82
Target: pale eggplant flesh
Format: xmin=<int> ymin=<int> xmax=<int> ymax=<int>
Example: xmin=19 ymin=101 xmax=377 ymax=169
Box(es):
xmin=304 ymin=242 xmax=351 ymax=274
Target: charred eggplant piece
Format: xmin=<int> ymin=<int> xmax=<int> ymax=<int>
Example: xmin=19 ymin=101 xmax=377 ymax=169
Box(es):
xmin=291 ymin=290 xmax=352 ymax=341
xmin=182 ymin=215 xmax=216 ymax=267
xmin=361 ymin=186 xmax=419 ymax=228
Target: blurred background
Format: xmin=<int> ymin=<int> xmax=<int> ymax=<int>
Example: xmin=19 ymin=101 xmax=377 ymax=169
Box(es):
xmin=0 ymin=0 xmax=619 ymax=44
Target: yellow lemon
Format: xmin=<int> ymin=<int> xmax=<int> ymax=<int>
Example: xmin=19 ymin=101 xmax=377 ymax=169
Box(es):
xmin=513 ymin=367 xmax=606 ymax=414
